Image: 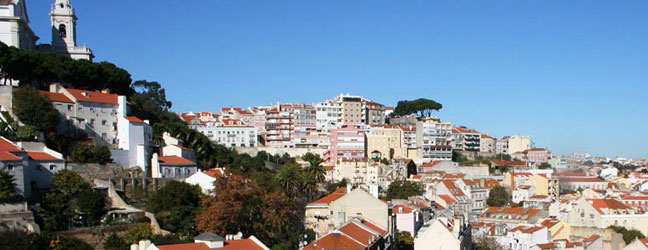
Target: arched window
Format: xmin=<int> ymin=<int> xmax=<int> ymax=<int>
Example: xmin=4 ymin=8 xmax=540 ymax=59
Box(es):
xmin=59 ymin=24 xmax=67 ymax=38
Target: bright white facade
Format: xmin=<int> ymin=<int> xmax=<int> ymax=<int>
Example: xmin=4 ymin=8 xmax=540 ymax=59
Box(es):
xmin=0 ymin=0 xmax=38 ymax=50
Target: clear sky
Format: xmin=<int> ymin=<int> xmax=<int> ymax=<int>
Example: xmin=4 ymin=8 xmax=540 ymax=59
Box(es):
xmin=25 ymin=1 xmax=648 ymax=159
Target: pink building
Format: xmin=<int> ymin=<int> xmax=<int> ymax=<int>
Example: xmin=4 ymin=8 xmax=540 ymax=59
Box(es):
xmin=326 ymin=126 xmax=366 ymax=163
xmin=525 ymin=148 xmax=550 ymax=166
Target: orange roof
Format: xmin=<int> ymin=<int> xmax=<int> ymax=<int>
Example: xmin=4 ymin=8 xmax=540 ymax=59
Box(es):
xmin=582 ymin=234 xmax=600 ymax=243
xmin=492 ymin=160 xmax=526 ymax=166
xmin=0 ymin=137 xmax=24 ymax=152
xmin=0 ymin=151 xmax=21 ymax=161
xmin=420 ymin=160 xmax=442 ymax=168
xmin=203 ymin=169 xmax=224 ymax=178
xmin=439 ymin=195 xmax=456 ymax=205
xmin=481 ymin=134 xmax=493 ymax=139
xmin=338 ymin=223 xmax=378 ymax=245
xmin=125 ymin=116 xmax=145 ymax=124
xmin=540 ymin=219 xmax=559 ymax=228
xmin=157 ymin=243 xmax=210 ymax=250
xmin=481 ymin=207 xmax=541 ymax=220
xmin=393 ymin=205 xmax=414 ymax=214
xmin=560 ymin=177 xmax=604 ymax=183
xmin=27 ymin=152 xmax=61 ymax=161
xmin=508 ymin=225 xmax=545 ymax=234
xmin=535 ymin=243 xmax=556 ymax=249
xmin=442 ymin=180 xmax=466 ymax=197
xmin=40 ymin=91 xmax=73 ymax=103
xmin=484 ymin=179 xmax=500 ymax=188
xmin=157 ymin=239 xmax=266 ymax=250
xmin=303 ymin=233 xmax=365 ymax=250
xmin=359 ymin=219 xmax=386 ymax=235
xmin=587 ymin=199 xmax=633 ymax=215
xmin=640 ymin=239 xmax=648 ymax=248
xmin=310 ymin=187 xmax=347 ymax=205
xmin=65 ymin=88 xmax=118 ymax=104
xmin=158 ymin=156 xmax=196 ymax=165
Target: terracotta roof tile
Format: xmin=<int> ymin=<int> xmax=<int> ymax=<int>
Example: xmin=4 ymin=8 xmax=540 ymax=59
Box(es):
xmin=303 ymin=233 xmax=365 ymax=250
xmin=309 ymin=187 xmax=347 ymax=205
xmin=27 ymin=152 xmax=61 ymax=161
xmin=158 ymin=156 xmax=196 ymax=165
xmin=125 ymin=116 xmax=145 ymax=124
xmin=0 ymin=137 xmax=24 ymax=152
xmin=40 ymin=91 xmax=74 ymax=103
xmin=0 ymin=151 xmax=21 ymax=161
xmin=65 ymin=88 xmax=119 ymax=104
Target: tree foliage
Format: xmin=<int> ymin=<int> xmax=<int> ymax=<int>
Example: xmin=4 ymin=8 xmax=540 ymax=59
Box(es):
xmin=70 ymin=144 xmax=112 ymax=164
xmin=0 ymin=230 xmax=91 ymax=250
xmin=396 ymin=231 xmax=414 ymax=250
xmin=123 ymin=223 xmax=153 ymax=245
xmin=473 ymin=235 xmax=504 ymax=250
xmin=75 ymin=190 xmax=107 ymax=226
xmin=386 ymin=180 xmax=424 ymax=200
xmin=609 ymin=225 xmax=646 ymax=244
xmin=393 ymin=98 xmax=442 ymax=117
xmin=103 ymin=233 xmax=128 ymax=250
xmin=42 ymin=170 xmax=106 ymax=230
xmin=538 ymin=162 xmax=552 ymax=169
xmin=0 ymin=171 xmax=23 ymax=203
xmin=486 ymin=186 xmax=510 ymax=207
xmin=146 ymin=180 xmax=201 ymax=235
xmin=12 ymin=85 xmax=60 ymax=134
xmin=195 ymin=175 xmax=296 ymax=249
xmin=0 ymin=42 xmax=132 ymax=95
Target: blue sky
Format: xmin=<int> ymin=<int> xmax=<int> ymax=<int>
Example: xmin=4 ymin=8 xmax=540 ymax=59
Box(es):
xmin=26 ymin=1 xmax=648 ymax=159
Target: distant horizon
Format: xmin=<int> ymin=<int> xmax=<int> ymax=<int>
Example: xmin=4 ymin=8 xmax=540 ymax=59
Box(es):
xmin=24 ymin=1 xmax=648 ymax=159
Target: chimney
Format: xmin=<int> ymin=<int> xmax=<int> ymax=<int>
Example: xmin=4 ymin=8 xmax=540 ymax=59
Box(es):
xmin=101 ymin=89 xmax=110 ymax=94
xmin=347 ymin=183 xmax=352 ymax=194
xmin=49 ymin=83 xmax=61 ymax=93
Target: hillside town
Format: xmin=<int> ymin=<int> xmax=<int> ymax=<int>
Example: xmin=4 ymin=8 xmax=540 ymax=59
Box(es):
xmin=1 ymin=1 xmax=647 ymax=250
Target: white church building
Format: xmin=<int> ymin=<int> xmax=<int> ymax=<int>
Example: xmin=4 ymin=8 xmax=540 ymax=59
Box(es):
xmin=0 ymin=0 xmax=93 ymax=61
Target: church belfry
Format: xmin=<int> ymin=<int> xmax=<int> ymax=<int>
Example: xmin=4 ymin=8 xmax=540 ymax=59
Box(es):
xmin=50 ymin=0 xmax=77 ymax=48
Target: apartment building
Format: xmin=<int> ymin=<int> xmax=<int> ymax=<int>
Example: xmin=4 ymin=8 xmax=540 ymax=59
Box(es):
xmin=265 ymin=106 xmax=294 ymax=148
xmin=366 ymin=125 xmax=405 ymax=160
xmin=453 ymin=126 xmax=481 ymax=152
xmin=337 ymin=94 xmax=365 ymax=125
xmin=415 ymin=117 xmax=453 ymax=163
xmin=292 ymin=104 xmax=318 ymax=148
xmin=326 ymin=125 xmax=365 ymax=163
xmin=508 ymin=135 xmax=532 ymax=154
xmin=365 ymin=101 xmax=386 ymax=126
xmin=480 ymin=134 xmax=496 ymax=153
xmin=151 ymin=133 xmax=198 ymax=179
xmin=567 ymin=197 xmax=648 ymax=236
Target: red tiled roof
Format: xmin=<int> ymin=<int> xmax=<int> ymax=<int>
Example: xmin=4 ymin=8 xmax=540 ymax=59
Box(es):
xmin=508 ymin=225 xmax=545 ymax=234
xmin=360 ymin=219 xmax=386 ymax=235
xmin=529 ymin=195 xmax=549 ymax=199
xmin=158 ymin=156 xmax=196 ymax=165
xmin=65 ymin=88 xmax=119 ymax=104
xmin=442 ymin=180 xmax=466 ymax=197
xmin=560 ymin=177 xmax=604 ymax=183
xmin=480 ymin=134 xmax=493 ymax=139
xmin=40 ymin=91 xmax=73 ymax=103
xmin=125 ymin=116 xmax=145 ymax=124
xmin=393 ymin=205 xmax=414 ymax=214
xmin=157 ymin=239 xmax=266 ymax=250
xmin=303 ymin=233 xmax=365 ymax=250
xmin=338 ymin=223 xmax=377 ymax=245
xmin=203 ymin=169 xmax=224 ymax=178
xmin=640 ymin=239 xmax=648 ymax=248
xmin=540 ymin=219 xmax=559 ymax=228
xmin=439 ymin=195 xmax=456 ymax=205
xmin=587 ymin=199 xmax=633 ymax=215
xmin=481 ymin=207 xmax=541 ymax=220
xmin=492 ymin=160 xmax=526 ymax=166
xmin=0 ymin=137 xmax=24 ymax=152
xmin=420 ymin=160 xmax=442 ymax=168
xmin=0 ymin=151 xmax=21 ymax=161
xmin=310 ymin=187 xmax=347 ymax=205
xmin=157 ymin=243 xmax=210 ymax=250
xmin=27 ymin=152 xmax=61 ymax=161
xmin=535 ymin=243 xmax=556 ymax=249
xmin=583 ymin=234 xmax=600 ymax=243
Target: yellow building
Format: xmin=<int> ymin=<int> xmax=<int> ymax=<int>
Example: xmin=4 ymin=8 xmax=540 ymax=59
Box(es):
xmin=366 ymin=125 xmax=405 ymax=160
xmin=540 ymin=218 xmax=571 ymax=240
xmin=524 ymin=174 xmax=560 ymax=201
xmin=567 ymin=197 xmax=648 ymax=236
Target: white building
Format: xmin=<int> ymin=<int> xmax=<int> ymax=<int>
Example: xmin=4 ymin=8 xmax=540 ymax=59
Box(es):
xmin=0 ymin=0 xmax=38 ymax=50
xmin=184 ymin=168 xmax=224 ymax=194
xmin=36 ymin=0 xmax=93 ymax=60
xmin=151 ymin=133 xmax=198 ymax=179
xmin=497 ymin=225 xmax=549 ymax=250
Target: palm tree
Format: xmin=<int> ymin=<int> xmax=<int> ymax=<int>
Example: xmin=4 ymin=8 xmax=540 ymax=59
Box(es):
xmin=305 ymin=164 xmax=326 ymax=184
xmin=276 ymin=165 xmax=302 ymax=198
xmin=301 ymin=175 xmax=318 ymax=200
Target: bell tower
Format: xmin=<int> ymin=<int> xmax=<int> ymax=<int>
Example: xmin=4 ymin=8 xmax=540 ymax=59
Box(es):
xmin=50 ymin=0 xmax=76 ymax=48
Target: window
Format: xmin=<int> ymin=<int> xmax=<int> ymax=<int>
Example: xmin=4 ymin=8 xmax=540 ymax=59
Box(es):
xmin=7 ymin=165 xmax=14 ymax=171
xmin=59 ymin=24 xmax=66 ymax=38
xmin=49 ymin=165 xmax=56 ymax=171
xmin=91 ymin=119 xmax=96 ymax=125
xmin=102 ymin=120 xmax=107 ymax=126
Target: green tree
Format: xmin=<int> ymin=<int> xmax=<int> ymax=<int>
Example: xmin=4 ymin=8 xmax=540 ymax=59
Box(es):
xmin=94 ymin=145 xmax=113 ymax=165
xmin=146 ymin=181 xmax=201 ymax=234
xmin=486 ymin=186 xmax=510 ymax=207
xmin=42 ymin=170 xmax=94 ymax=231
xmin=473 ymin=235 xmax=504 ymax=250
xmin=386 ymin=180 xmax=424 ymax=200
xmin=393 ymin=98 xmax=443 ymax=117
xmin=396 ymin=231 xmax=414 ymax=250
xmin=71 ymin=144 xmax=96 ymax=163
xmin=538 ymin=162 xmax=552 ymax=169
xmin=50 ymin=170 xmax=91 ymax=195
xmin=0 ymin=171 xmax=22 ymax=203
xmin=123 ymin=223 xmax=153 ymax=245
xmin=75 ymin=190 xmax=107 ymax=226
xmin=609 ymin=225 xmax=646 ymax=244
xmin=0 ymin=229 xmax=49 ymax=250
xmin=12 ymin=85 xmax=60 ymax=133
xmin=276 ymin=164 xmax=303 ymax=198
xmin=103 ymin=233 xmax=128 ymax=250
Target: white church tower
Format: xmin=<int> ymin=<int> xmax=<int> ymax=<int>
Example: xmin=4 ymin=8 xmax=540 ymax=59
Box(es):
xmin=44 ymin=0 xmax=93 ymax=61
